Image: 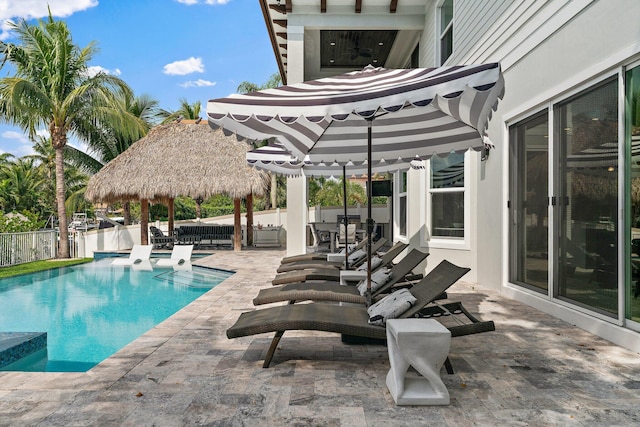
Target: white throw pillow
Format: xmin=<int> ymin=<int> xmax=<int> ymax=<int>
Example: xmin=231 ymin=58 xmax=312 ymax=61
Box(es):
xmin=356 ymin=256 xmax=382 ymax=271
xmin=357 ymin=267 xmax=392 ymax=296
xmin=344 ymin=249 xmax=366 ymax=266
xmin=367 ymin=289 xmax=417 ymax=326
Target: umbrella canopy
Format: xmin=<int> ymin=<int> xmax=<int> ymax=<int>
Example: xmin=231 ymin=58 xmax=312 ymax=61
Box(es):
xmin=207 ymin=63 xmax=505 ymax=302
xmin=208 ymin=63 xmax=504 ymax=165
xmin=85 ymin=121 xmax=266 ymax=203
xmin=246 ymin=144 xmax=424 ymax=178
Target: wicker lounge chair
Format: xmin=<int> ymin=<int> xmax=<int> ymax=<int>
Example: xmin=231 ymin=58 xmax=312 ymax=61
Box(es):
xmin=254 ymin=248 xmax=429 ymax=306
xmin=271 ymin=242 xmax=408 ymax=285
xmin=149 ymin=226 xmax=175 ymax=249
xmin=276 ymin=238 xmax=389 ymax=273
xmin=279 ymin=237 xmax=370 ymax=264
xmin=227 ymin=260 xmax=495 ymax=368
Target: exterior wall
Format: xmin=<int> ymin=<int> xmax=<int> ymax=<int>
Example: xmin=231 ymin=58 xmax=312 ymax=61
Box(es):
xmin=477 ymin=0 xmax=640 ymax=350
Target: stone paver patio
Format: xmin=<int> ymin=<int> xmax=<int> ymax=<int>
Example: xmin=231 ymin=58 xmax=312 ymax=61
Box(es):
xmin=1 ymin=248 xmax=639 ymax=426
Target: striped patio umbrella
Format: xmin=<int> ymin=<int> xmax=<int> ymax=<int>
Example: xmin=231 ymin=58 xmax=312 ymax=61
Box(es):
xmin=246 ymin=144 xmax=424 ymax=268
xmin=207 ymin=63 xmax=505 ymax=304
xmin=246 ymin=144 xmax=423 ymax=178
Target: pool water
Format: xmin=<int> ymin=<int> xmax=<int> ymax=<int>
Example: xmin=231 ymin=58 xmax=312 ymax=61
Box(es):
xmin=0 ymin=259 xmax=232 ymax=372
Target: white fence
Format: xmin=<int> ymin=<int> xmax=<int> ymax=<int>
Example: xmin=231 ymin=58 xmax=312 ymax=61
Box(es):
xmin=0 ymin=230 xmax=58 ymax=267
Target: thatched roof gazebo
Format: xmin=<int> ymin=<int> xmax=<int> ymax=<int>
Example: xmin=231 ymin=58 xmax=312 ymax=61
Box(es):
xmin=85 ymin=120 xmax=267 ymax=250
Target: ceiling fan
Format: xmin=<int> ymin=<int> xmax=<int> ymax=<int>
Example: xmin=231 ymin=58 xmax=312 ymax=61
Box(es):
xmin=342 ymin=33 xmax=372 ymax=60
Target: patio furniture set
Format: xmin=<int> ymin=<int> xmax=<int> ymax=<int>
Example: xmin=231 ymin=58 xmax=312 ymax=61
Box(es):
xmin=225 ymin=239 xmax=496 ymax=405
xmin=150 ymin=225 xmax=234 ymax=249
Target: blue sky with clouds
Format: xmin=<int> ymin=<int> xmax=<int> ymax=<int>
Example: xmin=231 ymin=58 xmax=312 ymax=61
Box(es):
xmin=0 ymin=0 xmax=278 ymax=157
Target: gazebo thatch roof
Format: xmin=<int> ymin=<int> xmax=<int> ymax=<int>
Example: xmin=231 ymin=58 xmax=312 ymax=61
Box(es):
xmin=85 ymin=121 xmax=267 ymax=203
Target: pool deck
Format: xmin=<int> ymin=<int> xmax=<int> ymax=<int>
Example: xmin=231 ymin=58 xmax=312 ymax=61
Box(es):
xmin=0 ymin=248 xmax=639 ymax=426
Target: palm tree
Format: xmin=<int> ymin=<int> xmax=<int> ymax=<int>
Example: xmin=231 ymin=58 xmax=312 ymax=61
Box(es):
xmin=0 ymin=158 xmax=46 ymax=213
xmin=161 ymin=98 xmax=201 ymax=123
xmin=0 ymin=14 xmax=144 ymax=257
xmin=237 ymin=73 xmax=283 ymax=209
xmin=66 ymin=93 xmax=164 ymax=224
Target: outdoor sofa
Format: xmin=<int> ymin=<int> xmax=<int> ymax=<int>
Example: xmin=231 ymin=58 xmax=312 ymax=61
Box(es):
xmin=174 ymin=224 xmax=234 ymax=247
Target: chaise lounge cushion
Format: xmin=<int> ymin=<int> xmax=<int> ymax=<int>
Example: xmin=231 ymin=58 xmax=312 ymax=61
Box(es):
xmin=356 ymin=267 xmax=393 ymax=296
xmin=346 ymin=249 xmax=366 ymax=265
xmin=356 ymin=255 xmax=383 ymax=272
xmin=367 ymin=288 xmax=417 ymax=326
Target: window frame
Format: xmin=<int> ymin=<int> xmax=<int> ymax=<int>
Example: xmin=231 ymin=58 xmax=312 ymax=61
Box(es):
xmin=394 ymin=170 xmax=408 ymax=241
xmin=424 ymin=150 xmax=472 ymax=250
xmin=438 ymin=0 xmax=454 ymax=65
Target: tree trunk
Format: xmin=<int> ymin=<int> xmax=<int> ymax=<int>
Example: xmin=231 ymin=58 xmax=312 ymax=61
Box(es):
xmin=246 ymin=193 xmax=254 ymax=247
xmin=123 ymin=201 xmax=131 ymax=225
xmin=167 ymin=198 xmax=175 ymax=238
xmin=54 ymin=146 xmax=70 ymax=258
xmin=140 ymin=200 xmax=149 ymax=245
xmin=270 ymin=173 xmax=277 ymax=209
xmin=233 ymin=198 xmax=241 ymax=251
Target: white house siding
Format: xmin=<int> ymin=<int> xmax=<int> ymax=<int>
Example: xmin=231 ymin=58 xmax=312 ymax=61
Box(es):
xmin=448 ymin=0 xmax=515 ymax=65
xmin=484 ymin=0 xmax=640 ymax=350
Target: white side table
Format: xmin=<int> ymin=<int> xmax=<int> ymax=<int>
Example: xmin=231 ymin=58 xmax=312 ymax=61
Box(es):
xmin=326 ymin=253 xmax=345 ymax=263
xmin=339 ymin=270 xmax=367 ymax=286
xmin=386 ymin=318 xmax=451 ymax=405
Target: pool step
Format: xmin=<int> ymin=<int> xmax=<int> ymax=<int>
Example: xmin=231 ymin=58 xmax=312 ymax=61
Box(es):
xmin=0 ymin=332 xmax=47 ymax=369
xmin=154 ymin=268 xmax=233 ymax=289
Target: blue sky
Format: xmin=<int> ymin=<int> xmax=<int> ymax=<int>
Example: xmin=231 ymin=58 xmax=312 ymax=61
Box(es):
xmin=0 ymin=0 xmax=278 ymax=157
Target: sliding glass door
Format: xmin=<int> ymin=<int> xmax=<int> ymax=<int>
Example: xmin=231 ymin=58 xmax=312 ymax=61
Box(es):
xmin=509 ymin=112 xmax=549 ymax=292
xmin=555 ymin=78 xmax=619 ymax=316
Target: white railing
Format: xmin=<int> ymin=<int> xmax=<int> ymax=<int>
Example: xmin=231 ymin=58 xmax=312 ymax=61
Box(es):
xmin=0 ymin=230 xmax=58 ymax=267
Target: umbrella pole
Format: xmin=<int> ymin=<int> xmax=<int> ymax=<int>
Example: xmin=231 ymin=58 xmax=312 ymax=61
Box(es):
xmin=343 ymin=165 xmax=349 ymax=269
xmin=366 ymin=118 xmax=373 ymax=307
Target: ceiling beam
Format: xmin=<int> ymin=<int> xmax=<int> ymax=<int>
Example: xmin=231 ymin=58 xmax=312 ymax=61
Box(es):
xmin=286 ymin=0 xmax=293 ymax=13
xmin=321 ymin=0 xmax=327 ymax=13
xmin=276 ymin=32 xmax=287 ymax=40
xmin=273 ymin=19 xmax=287 ymax=28
xmin=269 ymin=4 xmax=286 ymax=14
xmin=390 ymin=0 xmax=398 ymax=13
xmin=355 ymin=0 xmax=362 ymax=14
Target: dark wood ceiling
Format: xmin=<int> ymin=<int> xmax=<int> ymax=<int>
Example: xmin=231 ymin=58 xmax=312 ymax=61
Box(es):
xmin=320 ymin=30 xmax=397 ymax=68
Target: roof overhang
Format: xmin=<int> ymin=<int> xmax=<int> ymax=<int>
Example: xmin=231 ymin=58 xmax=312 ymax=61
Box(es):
xmin=259 ymin=0 xmax=430 ymax=83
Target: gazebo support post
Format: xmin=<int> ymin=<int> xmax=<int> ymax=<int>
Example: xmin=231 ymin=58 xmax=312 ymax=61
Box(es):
xmin=246 ymin=193 xmax=254 ymax=247
xmin=233 ymin=198 xmax=242 ymax=251
xmin=141 ymin=199 xmax=149 ymax=245
xmin=167 ymin=198 xmax=175 ymax=237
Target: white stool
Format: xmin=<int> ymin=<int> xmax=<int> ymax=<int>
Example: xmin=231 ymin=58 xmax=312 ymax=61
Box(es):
xmin=386 ymin=318 xmax=451 ymax=405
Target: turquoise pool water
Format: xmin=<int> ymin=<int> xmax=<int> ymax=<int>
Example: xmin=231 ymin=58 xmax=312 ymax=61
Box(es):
xmin=0 ymin=259 xmax=233 ymax=372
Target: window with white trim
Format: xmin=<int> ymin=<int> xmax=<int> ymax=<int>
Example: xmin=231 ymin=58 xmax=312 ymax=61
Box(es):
xmin=429 ymin=152 xmax=464 ymax=239
xmin=439 ymin=0 xmax=453 ymax=65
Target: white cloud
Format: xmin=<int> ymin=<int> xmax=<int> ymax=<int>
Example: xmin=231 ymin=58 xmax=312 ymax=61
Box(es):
xmin=163 ymin=57 xmax=204 ymax=75
xmin=0 ymin=0 xmax=99 ymax=40
xmin=2 ymin=130 xmax=31 ymax=144
xmin=179 ymin=79 xmax=216 ymax=88
xmin=86 ymin=65 xmax=122 ymax=77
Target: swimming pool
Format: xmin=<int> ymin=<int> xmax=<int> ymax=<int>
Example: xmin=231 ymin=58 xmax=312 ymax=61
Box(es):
xmin=0 ymin=258 xmax=233 ymax=372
